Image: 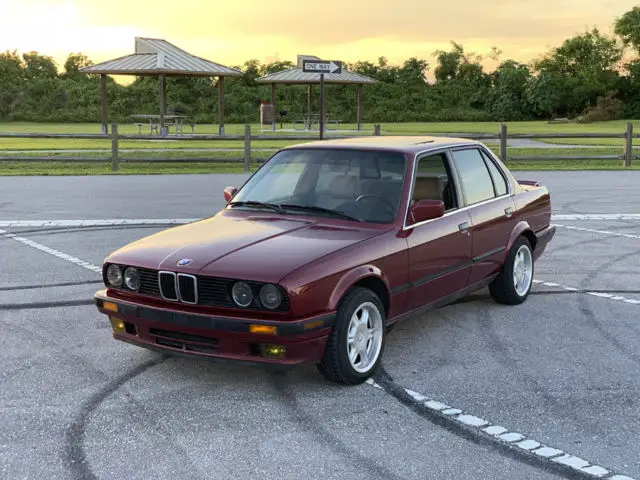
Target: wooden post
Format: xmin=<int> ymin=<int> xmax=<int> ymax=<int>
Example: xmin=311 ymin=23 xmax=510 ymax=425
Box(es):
xmin=374 ymin=124 xmax=381 ymax=136
xmin=100 ymin=74 xmax=109 ymax=135
xmin=624 ymin=122 xmax=633 ymax=168
xmin=111 ymin=123 xmax=119 ymax=172
xmin=159 ymin=74 xmax=167 ymax=136
xmin=244 ymin=124 xmax=251 ymax=172
xmin=271 ymin=83 xmax=277 ymax=132
xmin=500 ymin=124 xmax=508 ymax=162
xmin=356 ymin=85 xmax=364 ymax=131
xmin=307 ymin=85 xmax=312 ymax=115
xmin=218 ymin=76 xmax=225 ymax=136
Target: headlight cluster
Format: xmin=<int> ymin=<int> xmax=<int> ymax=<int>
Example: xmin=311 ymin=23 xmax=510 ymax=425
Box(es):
xmin=231 ymin=281 xmax=284 ymax=310
xmin=103 ymin=263 xmax=288 ymax=311
xmin=105 ymin=264 xmax=140 ymax=291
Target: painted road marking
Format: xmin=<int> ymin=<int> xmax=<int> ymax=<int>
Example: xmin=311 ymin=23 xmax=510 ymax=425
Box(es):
xmin=533 ymin=279 xmax=640 ymax=306
xmin=4 ymin=225 xmax=639 ymax=309
xmin=0 ymin=219 xmax=201 ymax=228
xmin=365 ymin=379 xmax=637 ymax=480
xmin=553 ymin=214 xmax=640 ymax=221
xmin=3 ymin=227 xmax=639 ymax=308
xmin=4 ymin=227 xmax=637 ymax=478
xmin=2 ymin=232 xmax=102 ymax=273
xmin=555 ymin=224 xmax=640 ymax=240
xmin=1 ymin=213 xmax=640 ymax=228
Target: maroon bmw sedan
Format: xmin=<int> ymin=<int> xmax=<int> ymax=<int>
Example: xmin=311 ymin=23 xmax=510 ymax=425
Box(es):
xmin=95 ymin=136 xmax=555 ymax=385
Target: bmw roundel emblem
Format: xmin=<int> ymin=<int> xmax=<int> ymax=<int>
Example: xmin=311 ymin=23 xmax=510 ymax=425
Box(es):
xmin=177 ymin=258 xmax=192 ymax=266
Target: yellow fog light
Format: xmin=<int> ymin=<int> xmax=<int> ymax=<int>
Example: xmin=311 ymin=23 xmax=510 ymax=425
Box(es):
xmin=250 ymin=324 xmax=277 ymax=335
xmin=260 ymin=344 xmax=286 ymax=358
xmin=109 ymin=316 xmax=125 ymax=332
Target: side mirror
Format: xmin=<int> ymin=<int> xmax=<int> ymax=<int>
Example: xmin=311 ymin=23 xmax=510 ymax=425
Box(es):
xmin=410 ymin=199 xmax=445 ymax=224
xmin=223 ymin=186 xmax=238 ymax=203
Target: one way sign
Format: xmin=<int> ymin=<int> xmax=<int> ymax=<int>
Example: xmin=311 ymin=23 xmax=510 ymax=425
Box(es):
xmin=302 ymin=60 xmax=342 ymax=74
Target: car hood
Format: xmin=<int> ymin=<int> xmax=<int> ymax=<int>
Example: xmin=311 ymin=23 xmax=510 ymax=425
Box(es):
xmin=104 ymin=211 xmax=386 ymax=283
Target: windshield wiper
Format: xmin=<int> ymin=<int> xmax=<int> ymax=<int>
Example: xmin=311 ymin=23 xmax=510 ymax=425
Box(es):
xmin=279 ymin=204 xmax=361 ymax=222
xmin=227 ymin=201 xmax=285 ymax=213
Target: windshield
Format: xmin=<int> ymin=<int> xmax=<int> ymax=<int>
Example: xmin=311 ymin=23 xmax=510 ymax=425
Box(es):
xmin=229 ymin=148 xmax=408 ymax=223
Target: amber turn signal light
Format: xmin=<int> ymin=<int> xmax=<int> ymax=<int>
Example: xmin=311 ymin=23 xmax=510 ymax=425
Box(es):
xmin=102 ymin=301 xmax=118 ymax=313
xmin=250 ymin=324 xmax=277 ymax=335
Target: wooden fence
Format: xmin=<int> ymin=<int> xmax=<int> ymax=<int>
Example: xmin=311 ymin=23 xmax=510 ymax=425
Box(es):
xmin=0 ymin=122 xmax=636 ymax=172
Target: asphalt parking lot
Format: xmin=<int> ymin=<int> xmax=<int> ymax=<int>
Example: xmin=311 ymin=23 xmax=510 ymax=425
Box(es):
xmin=1 ymin=170 xmax=639 ymax=480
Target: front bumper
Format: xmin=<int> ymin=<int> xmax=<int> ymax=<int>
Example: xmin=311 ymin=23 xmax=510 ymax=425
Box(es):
xmin=94 ymin=289 xmax=335 ymax=366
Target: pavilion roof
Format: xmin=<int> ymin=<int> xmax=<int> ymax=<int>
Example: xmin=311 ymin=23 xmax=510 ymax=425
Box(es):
xmin=255 ymin=55 xmax=376 ymax=85
xmin=80 ymin=37 xmax=243 ymax=77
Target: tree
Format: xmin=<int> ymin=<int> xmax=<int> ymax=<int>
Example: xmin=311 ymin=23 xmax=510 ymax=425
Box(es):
xmin=527 ymin=28 xmax=623 ymax=117
xmin=62 ymin=53 xmax=94 ymax=80
xmin=615 ymin=6 xmax=640 ymax=53
xmin=485 ymin=60 xmax=534 ymax=121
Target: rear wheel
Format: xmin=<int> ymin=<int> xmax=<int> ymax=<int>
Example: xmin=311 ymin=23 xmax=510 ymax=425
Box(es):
xmin=489 ymin=236 xmax=534 ymax=305
xmin=317 ymin=287 xmax=386 ymax=385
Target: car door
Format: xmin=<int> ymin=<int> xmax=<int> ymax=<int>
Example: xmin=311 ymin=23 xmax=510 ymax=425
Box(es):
xmin=448 ymin=146 xmax=517 ymax=286
xmin=404 ymin=151 xmax=473 ymax=312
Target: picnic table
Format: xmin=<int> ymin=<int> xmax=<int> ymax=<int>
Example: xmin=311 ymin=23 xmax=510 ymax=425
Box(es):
xmin=292 ymin=113 xmax=342 ymax=131
xmin=130 ymin=114 xmax=194 ymax=135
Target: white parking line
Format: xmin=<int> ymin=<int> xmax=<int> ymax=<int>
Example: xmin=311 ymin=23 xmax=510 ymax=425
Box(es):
xmin=4 ymin=225 xmax=637 ymax=478
xmin=2 ymin=232 xmax=102 ymax=273
xmin=553 ymin=214 xmax=640 ymax=221
xmin=533 ymin=279 xmax=640 ymax=306
xmin=365 ymin=379 xmax=637 ymax=480
xmin=555 ymin=224 xmax=640 ymax=240
xmin=4 ymin=225 xmax=639 ymax=308
xmin=0 ymin=219 xmax=200 ymax=228
xmin=1 ymin=213 xmax=639 ymax=228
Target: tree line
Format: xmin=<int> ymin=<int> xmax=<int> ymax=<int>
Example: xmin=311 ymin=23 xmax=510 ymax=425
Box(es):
xmin=2 ymin=6 xmax=640 ymax=125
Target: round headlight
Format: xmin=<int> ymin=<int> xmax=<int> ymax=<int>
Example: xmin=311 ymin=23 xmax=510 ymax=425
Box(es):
xmin=124 ymin=267 xmax=140 ymax=291
xmin=231 ymin=281 xmax=253 ymax=307
xmin=259 ymin=284 xmax=282 ymax=310
xmin=106 ymin=264 xmax=123 ymax=287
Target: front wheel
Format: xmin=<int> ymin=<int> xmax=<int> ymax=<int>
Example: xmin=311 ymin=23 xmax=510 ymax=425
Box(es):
xmin=489 ymin=236 xmax=534 ymax=305
xmin=317 ymin=287 xmax=386 ymax=385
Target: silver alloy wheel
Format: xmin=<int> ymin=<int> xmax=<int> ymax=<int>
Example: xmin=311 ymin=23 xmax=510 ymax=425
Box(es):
xmin=513 ymin=244 xmax=533 ymax=296
xmin=346 ymin=301 xmax=384 ymax=373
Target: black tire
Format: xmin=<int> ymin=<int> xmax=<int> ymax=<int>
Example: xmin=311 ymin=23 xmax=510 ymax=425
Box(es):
xmin=317 ymin=287 xmax=386 ymax=385
xmin=489 ymin=235 xmax=534 ymax=305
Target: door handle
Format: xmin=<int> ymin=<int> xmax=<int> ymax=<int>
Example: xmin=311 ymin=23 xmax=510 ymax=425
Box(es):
xmin=505 ymin=207 xmax=513 ymax=218
xmin=458 ymin=222 xmax=469 ymax=232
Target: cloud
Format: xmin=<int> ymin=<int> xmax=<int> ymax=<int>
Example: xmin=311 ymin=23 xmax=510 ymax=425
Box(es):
xmin=0 ymin=0 xmax=630 ymax=71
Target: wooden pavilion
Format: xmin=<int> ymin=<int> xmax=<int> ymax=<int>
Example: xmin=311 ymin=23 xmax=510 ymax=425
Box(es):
xmin=80 ymin=37 xmax=243 ymax=135
xmin=254 ymin=55 xmax=377 ymax=131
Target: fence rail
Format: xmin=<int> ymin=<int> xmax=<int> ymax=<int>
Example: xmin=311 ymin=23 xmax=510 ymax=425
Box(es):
xmin=0 ymin=122 xmax=636 ymax=170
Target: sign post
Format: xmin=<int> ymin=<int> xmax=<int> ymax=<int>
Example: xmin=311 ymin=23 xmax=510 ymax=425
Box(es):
xmin=302 ymin=60 xmax=342 ymax=140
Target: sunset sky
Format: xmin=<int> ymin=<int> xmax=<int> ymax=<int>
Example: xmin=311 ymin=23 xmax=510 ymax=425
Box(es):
xmin=0 ymin=0 xmax=633 ymax=75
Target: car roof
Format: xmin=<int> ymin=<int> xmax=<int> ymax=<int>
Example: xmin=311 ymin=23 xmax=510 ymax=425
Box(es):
xmin=282 ymin=135 xmax=482 ymax=154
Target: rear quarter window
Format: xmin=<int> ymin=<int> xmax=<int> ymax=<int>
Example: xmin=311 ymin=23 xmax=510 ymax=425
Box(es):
xmin=450 ymin=148 xmax=496 ymax=205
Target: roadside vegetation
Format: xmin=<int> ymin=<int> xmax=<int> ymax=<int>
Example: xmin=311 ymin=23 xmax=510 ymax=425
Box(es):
xmin=2 ymin=6 xmax=640 ymax=174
